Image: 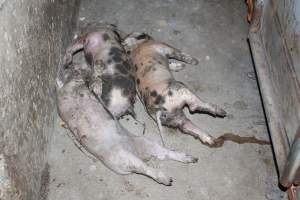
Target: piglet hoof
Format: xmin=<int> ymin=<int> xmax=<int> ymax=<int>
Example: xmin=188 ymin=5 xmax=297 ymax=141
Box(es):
xmin=200 ymin=135 xmax=216 ymax=147
xmin=163 ymin=177 xmax=173 ymax=186
xmin=157 ymin=172 xmax=173 ymax=186
xmin=215 ymin=107 xmax=227 ymax=118
xmin=184 ymin=155 xmax=198 ymax=163
xmin=209 ymin=137 xmax=224 ymax=148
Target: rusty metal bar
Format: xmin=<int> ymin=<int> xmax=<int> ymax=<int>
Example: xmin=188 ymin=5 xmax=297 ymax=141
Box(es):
xmin=281 ymin=127 xmax=300 ymax=188
xmin=287 ymin=186 xmax=297 ymax=200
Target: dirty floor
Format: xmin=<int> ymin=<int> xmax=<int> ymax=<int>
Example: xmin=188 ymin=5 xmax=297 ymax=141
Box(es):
xmin=48 ymin=0 xmax=286 ymax=199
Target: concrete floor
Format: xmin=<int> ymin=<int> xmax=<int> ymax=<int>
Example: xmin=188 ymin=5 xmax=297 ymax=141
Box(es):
xmin=49 ymin=0 xmax=286 ymax=199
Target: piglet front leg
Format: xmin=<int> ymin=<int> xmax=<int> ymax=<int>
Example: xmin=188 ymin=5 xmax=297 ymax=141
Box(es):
xmin=89 ymin=61 xmax=105 ymax=98
xmin=63 ymin=35 xmax=86 ymax=67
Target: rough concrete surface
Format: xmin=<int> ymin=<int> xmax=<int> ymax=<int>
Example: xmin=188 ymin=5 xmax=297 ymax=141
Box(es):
xmin=49 ymin=0 xmax=286 ymax=199
xmin=0 ymin=0 xmax=79 ymax=199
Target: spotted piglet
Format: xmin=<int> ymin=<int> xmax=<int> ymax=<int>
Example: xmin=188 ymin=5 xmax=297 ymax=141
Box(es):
xmin=63 ymin=23 xmax=136 ymax=118
xmin=123 ymin=33 xmax=226 ymax=146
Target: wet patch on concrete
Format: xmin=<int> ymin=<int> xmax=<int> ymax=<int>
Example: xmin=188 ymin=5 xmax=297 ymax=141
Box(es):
xmin=172 ymin=30 xmax=181 ymax=35
xmin=262 ymin=158 xmax=273 ymax=168
xmin=187 ymin=81 xmax=222 ymax=93
xmin=226 ymin=114 xmax=234 ymax=119
xmin=233 ymin=100 xmax=248 ymax=110
xmin=253 ymin=120 xmax=266 ymax=126
xmin=164 ymin=127 xmax=179 ymax=136
xmin=186 ymin=81 xmax=207 ymax=92
xmin=123 ymin=180 xmax=135 ymax=192
xmin=122 ymin=180 xmax=149 ymax=198
xmin=211 ymin=133 xmax=270 ymax=148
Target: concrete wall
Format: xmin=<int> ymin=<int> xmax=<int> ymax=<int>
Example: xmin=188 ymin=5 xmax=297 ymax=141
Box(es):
xmin=0 ymin=0 xmax=79 ymax=199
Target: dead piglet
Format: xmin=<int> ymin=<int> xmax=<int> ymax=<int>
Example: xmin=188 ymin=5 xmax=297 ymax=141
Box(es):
xmin=123 ymin=33 xmax=226 ymax=146
xmin=63 ymin=23 xmax=136 ymax=118
xmin=56 ymin=63 xmax=197 ymax=186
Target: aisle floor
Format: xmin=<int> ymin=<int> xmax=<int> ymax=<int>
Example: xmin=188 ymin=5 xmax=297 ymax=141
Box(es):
xmin=49 ymin=1 xmax=285 ymax=199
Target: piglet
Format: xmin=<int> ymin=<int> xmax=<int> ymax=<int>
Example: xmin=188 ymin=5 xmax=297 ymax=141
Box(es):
xmin=56 ymin=62 xmax=197 ymax=186
xmin=63 ymin=23 xmax=136 ymax=118
xmin=123 ymin=33 xmax=226 ymax=146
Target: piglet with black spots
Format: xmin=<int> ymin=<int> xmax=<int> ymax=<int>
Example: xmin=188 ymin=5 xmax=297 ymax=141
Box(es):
xmin=123 ymin=32 xmax=226 ymax=146
xmin=63 ymin=23 xmax=136 ymax=118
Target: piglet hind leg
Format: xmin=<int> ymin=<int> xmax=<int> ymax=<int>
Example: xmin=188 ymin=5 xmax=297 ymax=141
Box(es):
xmin=172 ymin=82 xmax=226 ymax=117
xmin=132 ymin=136 xmax=198 ymax=164
xmin=187 ymin=92 xmax=227 ymax=117
xmin=131 ymin=159 xmax=173 ymax=186
xmin=63 ymin=35 xmax=85 ymax=67
xmin=176 ymin=113 xmax=216 ymax=146
xmin=108 ymin=150 xmax=173 ymax=186
xmin=158 ymin=108 xmax=216 ymax=146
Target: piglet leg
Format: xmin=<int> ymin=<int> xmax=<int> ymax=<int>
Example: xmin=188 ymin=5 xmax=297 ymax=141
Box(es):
xmin=122 ymin=152 xmax=173 ymax=186
xmin=185 ymin=90 xmax=226 ymax=117
xmin=168 ymin=60 xmax=186 ymax=72
xmin=156 ymin=110 xmax=166 ymax=146
xmin=63 ymin=35 xmax=85 ymax=67
xmin=159 ymin=43 xmax=199 ymax=65
xmin=179 ymin=114 xmax=216 ymax=146
xmin=172 ymin=82 xmax=226 ymax=117
xmin=89 ymin=61 xmax=105 ymax=98
xmin=90 ymin=79 xmax=102 ymax=98
xmin=133 ymin=136 xmax=198 ymax=163
xmin=81 ymin=139 xmax=173 ymax=186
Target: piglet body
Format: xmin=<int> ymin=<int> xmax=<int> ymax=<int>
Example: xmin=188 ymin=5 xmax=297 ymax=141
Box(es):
xmin=123 ymin=33 xmax=226 ymax=146
xmin=63 ymin=23 xmax=136 ymax=118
